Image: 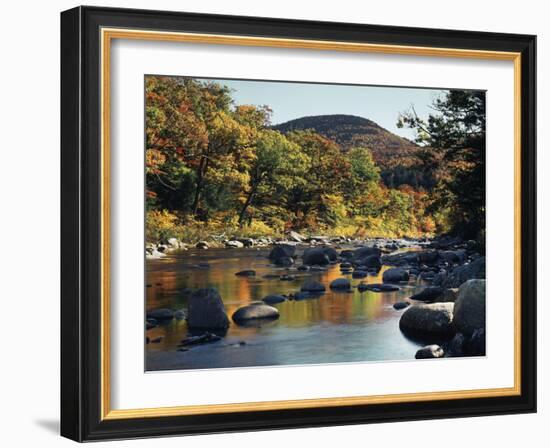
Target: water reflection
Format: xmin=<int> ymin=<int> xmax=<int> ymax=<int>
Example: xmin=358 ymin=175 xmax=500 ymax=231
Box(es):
xmin=146 ymin=247 xmax=426 ymax=370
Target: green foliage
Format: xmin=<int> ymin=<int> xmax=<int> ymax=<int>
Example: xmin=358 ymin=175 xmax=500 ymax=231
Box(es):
xmin=398 ymin=90 xmax=485 ymax=239
xmin=144 ymin=76 xmax=481 ymax=244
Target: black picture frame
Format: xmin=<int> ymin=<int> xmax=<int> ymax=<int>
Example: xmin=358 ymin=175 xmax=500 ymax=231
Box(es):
xmin=61 ymin=5 xmax=536 ymax=442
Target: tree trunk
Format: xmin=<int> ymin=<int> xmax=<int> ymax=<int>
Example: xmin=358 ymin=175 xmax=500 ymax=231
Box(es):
xmin=238 ymin=183 xmax=257 ymax=226
xmin=192 ymin=156 xmax=208 ymax=216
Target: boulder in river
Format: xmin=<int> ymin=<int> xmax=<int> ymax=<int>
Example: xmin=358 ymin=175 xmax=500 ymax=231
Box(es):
xmin=235 ymin=270 xmax=256 ymax=277
xmin=187 ymin=288 xmax=230 ymax=330
xmin=453 ymin=279 xmax=486 ymax=336
xmin=352 ymin=270 xmax=368 ymax=279
xmin=146 ymin=308 xmax=174 ymax=321
xmin=232 ymin=303 xmax=280 ymax=323
xmin=195 ymin=241 xmax=209 ymax=249
xmin=303 ymin=246 xmax=338 ymax=265
xmin=382 ymin=268 xmax=410 ymax=283
xmin=262 ymin=294 xmax=286 ymax=304
xmin=399 ymin=302 xmax=455 ymax=338
xmin=268 ymin=244 xmax=296 ymax=264
xmin=353 ymin=246 xmax=382 ymax=261
xmin=433 ymin=256 xmax=485 ymax=288
xmin=393 ymin=301 xmax=410 ymax=310
xmin=330 ymin=278 xmax=351 ymax=290
xmin=442 ymin=288 xmax=459 ymax=302
xmin=410 ymin=286 xmax=444 ymax=302
xmin=360 ymin=255 xmax=382 ymax=269
xmin=415 ymin=344 xmax=445 ymax=359
xmin=357 ymin=283 xmax=400 ymax=292
xmin=301 ymin=280 xmax=326 ymax=293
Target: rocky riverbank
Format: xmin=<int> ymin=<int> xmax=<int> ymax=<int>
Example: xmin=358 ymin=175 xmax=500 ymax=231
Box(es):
xmin=146 ymin=233 xmax=485 ymax=361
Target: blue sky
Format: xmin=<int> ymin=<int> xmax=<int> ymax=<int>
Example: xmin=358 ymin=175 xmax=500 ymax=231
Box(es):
xmin=201 ymin=78 xmax=448 ymax=140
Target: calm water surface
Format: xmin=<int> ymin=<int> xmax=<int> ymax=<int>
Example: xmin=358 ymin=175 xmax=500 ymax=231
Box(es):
xmin=146 ymin=247 xmax=426 ymax=371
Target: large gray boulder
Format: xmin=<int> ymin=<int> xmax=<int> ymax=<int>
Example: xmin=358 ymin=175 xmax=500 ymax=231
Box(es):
xmin=232 ymin=303 xmax=280 ymax=322
xmin=187 ymin=288 xmax=230 ymax=330
xmin=399 ymin=303 xmax=455 ymax=337
xmin=383 ymin=268 xmax=409 ymax=283
xmin=434 ymin=257 xmax=485 ymax=288
xmin=453 ymin=279 xmax=486 ymax=336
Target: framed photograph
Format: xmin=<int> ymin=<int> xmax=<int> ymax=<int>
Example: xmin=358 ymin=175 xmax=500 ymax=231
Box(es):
xmin=60 ymin=6 xmax=537 ymax=441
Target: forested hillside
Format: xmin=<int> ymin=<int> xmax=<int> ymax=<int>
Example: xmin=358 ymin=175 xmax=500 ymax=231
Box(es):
xmin=145 ymin=76 xmax=485 ymax=245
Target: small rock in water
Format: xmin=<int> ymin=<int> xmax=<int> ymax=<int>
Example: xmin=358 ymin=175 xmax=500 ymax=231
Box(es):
xmin=262 ymin=294 xmax=286 ymax=304
xmin=393 ymin=301 xmax=410 ymax=310
xmin=225 ymin=240 xmax=244 ymax=248
xmin=197 ymin=262 xmax=210 ymax=269
xmin=174 ymin=309 xmax=186 ymax=320
xmin=232 ymin=303 xmax=280 ymax=322
xmin=415 ymin=345 xmax=445 ymax=359
xmin=410 ymin=287 xmax=444 ymax=302
xmin=179 ymin=332 xmax=222 ymax=347
xmin=357 ymin=283 xmax=400 ymax=292
xmin=150 ymin=336 xmax=163 ymax=344
xmin=196 ymin=241 xmax=209 ymax=249
xmin=297 ymin=265 xmax=309 ymax=271
xmin=146 ymin=308 xmax=175 ymax=321
xmin=330 ymin=278 xmax=351 ymax=290
xmin=382 ymin=268 xmax=410 ymax=283
xmin=352 ymin=270 xmax=367 ymax=279
xmin=235 ymin=270 xmax=256 ymax=277
xmin=279 ymin=274 xmax=295 ymax=281
xmin=301 ymin=280 xmax=326 ymax=293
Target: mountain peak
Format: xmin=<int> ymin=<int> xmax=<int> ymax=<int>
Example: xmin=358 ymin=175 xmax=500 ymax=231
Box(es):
xmin=273 ymin=114 xmax=416 ymax=166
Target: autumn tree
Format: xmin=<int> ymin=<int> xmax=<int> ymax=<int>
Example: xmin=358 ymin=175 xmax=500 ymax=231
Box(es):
xmin=398 ymin=90 xmax=486 ymax=239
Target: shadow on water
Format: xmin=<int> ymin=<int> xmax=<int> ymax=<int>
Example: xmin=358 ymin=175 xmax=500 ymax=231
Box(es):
xmin=146 ymin=246 xmax=428 ymax=371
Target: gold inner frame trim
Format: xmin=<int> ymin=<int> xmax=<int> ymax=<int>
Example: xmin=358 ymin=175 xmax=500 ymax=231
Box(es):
xmin=100 ymin=27 xmax=522 ymax=421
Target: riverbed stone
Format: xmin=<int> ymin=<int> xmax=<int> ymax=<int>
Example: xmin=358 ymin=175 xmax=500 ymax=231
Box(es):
xmin=453 ymin=279 xmax=486 ymax=336
xmin=410 ymin=286 xmax=444 ymax=302
xmin=302 ymin=246 xmax=337 ymax=265
xmin=187 ymin=288 xmax=230 ymax=330
xmin=232 ymin=303 xmax=280 ymax=322
xmin=225 ymin=240 xmax=244 ymax=248
xmin=235 ymin=270 xmax=256 ymax=277
xmin=415 ymin=344 xmax=445 ymax=359
xmin=196 ymin=241 xmax=209 ymax=249
xmin=301 ymin=280 xmax=326 ymax=293
xmin=399 ymin=302 xmax=455 ymax=337
xmin=382 ymin=268 xmax=410 ymax=283
xmin=442 ymin=288 xmax=459 ymax=302
xmin=146 ymin=308 xmax=175 ymax=321
xmin=393 ymin=301 xmax=410 ymax=310
xmin=268 ymin=244 xmax=296 ymax=260
xmin=262 ymin=294 xmax=286 ymax=304
xmin=352 ymin=270 xmax=368 ymax=279
xmin=434 ymin=256 xmax=485 ymax=288
xmin=330 ymin=278 xmax=351 ymax=290
xmin=353 ymin=246 xmax=382 ymax=260
xmin=358 ymin=283 xmax=400 ymax=292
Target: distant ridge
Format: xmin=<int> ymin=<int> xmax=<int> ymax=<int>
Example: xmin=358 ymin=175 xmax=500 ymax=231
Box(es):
xmin=273 ymin=114 xmax=418 ymax=166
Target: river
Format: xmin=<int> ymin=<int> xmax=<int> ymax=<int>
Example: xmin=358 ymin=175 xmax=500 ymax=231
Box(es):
xmin=146 ymin=246 xmax=427 ymax=371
